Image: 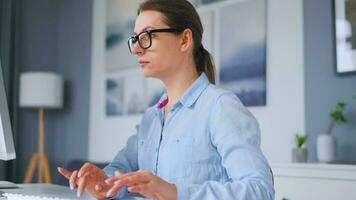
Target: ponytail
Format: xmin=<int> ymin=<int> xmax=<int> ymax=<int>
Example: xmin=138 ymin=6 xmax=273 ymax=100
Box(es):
xmin=194 ymin=45 xmax=216 ymax=84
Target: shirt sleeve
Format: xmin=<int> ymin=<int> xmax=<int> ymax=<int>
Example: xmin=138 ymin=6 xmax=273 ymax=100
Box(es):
xmin=175 ymin=92 xmax=275 ymax=200
xmin=102 ymin=125 xmax=140 ymax=199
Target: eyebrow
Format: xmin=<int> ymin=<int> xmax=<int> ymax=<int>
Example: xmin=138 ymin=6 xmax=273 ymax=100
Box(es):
xmin=133 ymin=26 xmax=155 ymax=35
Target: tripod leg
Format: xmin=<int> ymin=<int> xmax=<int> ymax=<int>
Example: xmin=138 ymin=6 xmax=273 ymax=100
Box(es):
xmin=43 ymin=155 xmax=52 ymax=183
xmin=38 ymin=155 xmax=43 ymax=183
xmin=23 ymin=154 xmax=39 ymax=183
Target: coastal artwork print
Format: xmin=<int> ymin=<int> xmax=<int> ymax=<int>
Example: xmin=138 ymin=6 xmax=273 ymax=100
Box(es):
xmin=218 ymin=0 xmax=266 ymax=106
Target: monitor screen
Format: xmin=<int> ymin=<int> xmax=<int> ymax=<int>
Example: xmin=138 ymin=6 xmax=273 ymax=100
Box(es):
xmin=0 ymin=59 xmax=16 ymax=160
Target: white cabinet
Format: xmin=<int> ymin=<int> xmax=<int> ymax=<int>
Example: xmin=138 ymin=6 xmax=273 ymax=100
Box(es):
xmin=271 ymin=163 xmax=356 ymax=200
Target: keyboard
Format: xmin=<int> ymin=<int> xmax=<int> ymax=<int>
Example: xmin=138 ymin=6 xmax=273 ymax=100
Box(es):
xmin=0 ymin=184 xmax=93 ymax=200
xmin=0 ymin=181 xmax=18 ymax=189
xmin=3 ymin=193 xmax=74 ymax=200
xmin=1 ymin=184 xmax=145 ymax=200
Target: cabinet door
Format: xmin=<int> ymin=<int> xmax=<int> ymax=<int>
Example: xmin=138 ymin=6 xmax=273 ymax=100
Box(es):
xmin=275 ymin=176 xmax=356 ymax=200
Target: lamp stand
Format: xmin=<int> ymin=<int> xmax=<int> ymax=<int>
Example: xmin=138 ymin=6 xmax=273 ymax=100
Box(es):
xmin=23 ymin=108 xmax=52 ymax=183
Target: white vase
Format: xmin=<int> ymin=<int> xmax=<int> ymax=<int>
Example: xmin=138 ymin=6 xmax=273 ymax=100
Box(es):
xmin=317 ymin=134 xmax=336 ymax=163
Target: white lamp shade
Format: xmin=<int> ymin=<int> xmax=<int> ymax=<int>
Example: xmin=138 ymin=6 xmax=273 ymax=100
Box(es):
xmin=19 ymin=72 xmax=63 ymax=109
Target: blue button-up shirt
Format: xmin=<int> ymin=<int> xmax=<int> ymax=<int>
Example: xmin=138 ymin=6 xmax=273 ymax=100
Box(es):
xmin=103 ymin=73 xmax=275 ymax=200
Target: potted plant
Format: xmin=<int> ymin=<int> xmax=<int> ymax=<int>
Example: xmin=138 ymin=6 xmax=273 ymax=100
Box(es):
xmin=292 ymin=133 xmax=308 ymax=163
xmin=317 ymin=102 xmax=347 ymax=163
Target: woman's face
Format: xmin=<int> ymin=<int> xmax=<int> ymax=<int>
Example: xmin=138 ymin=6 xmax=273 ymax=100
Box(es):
xmin=132 ymin=10 xmax=184 ymax=79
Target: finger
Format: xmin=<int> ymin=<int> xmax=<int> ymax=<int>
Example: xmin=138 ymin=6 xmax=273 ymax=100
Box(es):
xmin=105 ymin=172 xmax=136 ymax=186
xmin=106 ymin=183 xmax=125 ymax=198
xmin=105 ymin=177 xmax=119 ymax=186
xmin=116 ymin=170 xmax=143 ymax=179
xmin=78 ymin=162 xmax=93 ymax=178
xmin=91 ymin=189 xmax=108 ymax=200
xmin=105 ymin=173 xmax=141 ymax=198
xmin=95 ymin=182 xmax=111 ymax=192
xmin=111 ymin=171 xmax=145 ymax=184
xmin=128 ymin=184 xmax=153 ymax=198
xmin=96 ymin=181 xmax=113 ymax=197
xmin=95 ymin=182 xmax=113 ymax=200
xmin=116 ymin=173 xmax=150 ymax=187
xmin=115 ymin=170 xmax=124 ymax=178
xmin=77 ymin=175 xmax=88 ymax=197
xmin=69 ymin=170 xmax=79 ymax=190
xmin=95 ymin=183 xmax=103 ymax=192
xmin=57 ymin=167 xmax=72 ymax=179
xmin=106 ymin=173 xmax=149 ymax=197
xmin=128 ymin=185 xmax=140 ymax=193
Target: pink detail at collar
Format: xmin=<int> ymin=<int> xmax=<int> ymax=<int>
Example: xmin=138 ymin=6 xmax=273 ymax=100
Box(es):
xmin=157 ymin=98 xmax=168 ymax=109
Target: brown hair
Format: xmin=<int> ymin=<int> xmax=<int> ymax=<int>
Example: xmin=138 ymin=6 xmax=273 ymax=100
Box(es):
xmin=138 ymin=0 xmax=216 ymax=84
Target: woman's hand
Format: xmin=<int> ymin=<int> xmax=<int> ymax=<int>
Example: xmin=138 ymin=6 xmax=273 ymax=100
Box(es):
xmin=57 ymin=163 xmax=112 ymax=199
xmin=105 ymin=170 xmax=177 ymax=200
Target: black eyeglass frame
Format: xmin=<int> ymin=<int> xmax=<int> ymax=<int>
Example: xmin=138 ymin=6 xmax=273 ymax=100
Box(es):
xmin=127 ymin=28 xmax=180 ymax=54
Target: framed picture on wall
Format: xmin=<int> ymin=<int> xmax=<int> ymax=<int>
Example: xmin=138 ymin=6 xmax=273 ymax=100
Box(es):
xmin=217 ymin=0 xmax=267 ymax=106
xmin=334 ymin=0 xmax=356 ymax=75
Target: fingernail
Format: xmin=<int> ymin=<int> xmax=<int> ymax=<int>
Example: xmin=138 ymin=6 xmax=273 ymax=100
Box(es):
xmin=95 ymin=185 xmax=101 ymax=191
xmin=128 ymin=187 xmax=133 ymax=192
xmin=77 ymin=190 xmax=81 ymax=197
xmin=106 ymin=190 xmax=113 ymax=197
xmin=114 ymin=180 xmax=121 ymax=185
xmin=70 ymin=185 xmax=73 ymax=190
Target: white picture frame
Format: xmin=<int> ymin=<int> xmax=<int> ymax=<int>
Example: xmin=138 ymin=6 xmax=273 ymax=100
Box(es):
xmin=334 ymin=0 xmax=356 ymax=75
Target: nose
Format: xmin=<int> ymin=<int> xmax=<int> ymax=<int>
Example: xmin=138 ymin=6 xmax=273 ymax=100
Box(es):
xmin=132 ymin=42 xmax=144 ymax=55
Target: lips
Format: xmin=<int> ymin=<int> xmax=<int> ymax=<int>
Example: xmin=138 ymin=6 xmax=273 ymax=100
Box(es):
xmin=139 ymin=60 xmax=150 ymax=67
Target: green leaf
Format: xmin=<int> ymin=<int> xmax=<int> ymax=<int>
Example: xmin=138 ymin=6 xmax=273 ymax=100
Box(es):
xmin=295 ymin=133 xmax=308 ymax=148
xmin=330 ymin=101 xmax=347 ymax=125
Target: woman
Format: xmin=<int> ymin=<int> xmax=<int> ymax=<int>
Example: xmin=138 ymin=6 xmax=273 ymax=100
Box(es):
xmin=58 ymin=0 xmax=274 ymax=199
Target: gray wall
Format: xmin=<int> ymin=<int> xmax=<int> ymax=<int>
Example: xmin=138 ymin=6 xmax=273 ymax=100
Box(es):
xmin=304 ymin=0 xmax=356 ymax=162
xmin=16 ymin=0 xmax=92 ymax=183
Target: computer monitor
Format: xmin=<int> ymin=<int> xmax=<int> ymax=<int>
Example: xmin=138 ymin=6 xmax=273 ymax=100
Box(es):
xmin=0 ymin=59 xmax=16 ymax=161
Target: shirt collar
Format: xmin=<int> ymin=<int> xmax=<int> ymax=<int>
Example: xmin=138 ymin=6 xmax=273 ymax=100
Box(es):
xmin=156 ymin=73 xmax=210 ymax=109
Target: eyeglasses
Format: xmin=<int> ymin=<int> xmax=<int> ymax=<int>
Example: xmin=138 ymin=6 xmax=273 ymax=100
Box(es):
xmin=127 ymin=28 xmax=179 ymax=54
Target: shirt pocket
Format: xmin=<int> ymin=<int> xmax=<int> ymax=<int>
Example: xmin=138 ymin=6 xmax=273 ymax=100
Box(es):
xmin=138 ymin=139 xmax=156 ymax=171
xmin=164 ymin=136 xmax=194 ymax=179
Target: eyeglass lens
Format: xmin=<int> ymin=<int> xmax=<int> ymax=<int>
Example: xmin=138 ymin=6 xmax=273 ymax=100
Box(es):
xmin=128 ymin=31 xmax=151 ymax=53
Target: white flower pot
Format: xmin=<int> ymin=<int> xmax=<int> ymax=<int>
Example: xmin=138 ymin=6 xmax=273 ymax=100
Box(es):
xmin=317 ymin=134 xmax=336 ymax=163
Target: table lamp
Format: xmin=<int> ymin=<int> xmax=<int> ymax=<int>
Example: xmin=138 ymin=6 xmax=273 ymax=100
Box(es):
xmin=19 ymin=72 xmax=63 ymax=183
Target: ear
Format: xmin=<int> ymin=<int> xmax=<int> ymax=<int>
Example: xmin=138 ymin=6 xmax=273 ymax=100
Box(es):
xmin=179 ymin=28 xmax=193 ymax=52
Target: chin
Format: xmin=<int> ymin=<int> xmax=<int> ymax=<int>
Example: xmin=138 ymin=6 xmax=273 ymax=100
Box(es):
xmin=141 ymin=69 xmax=157 ymax=78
